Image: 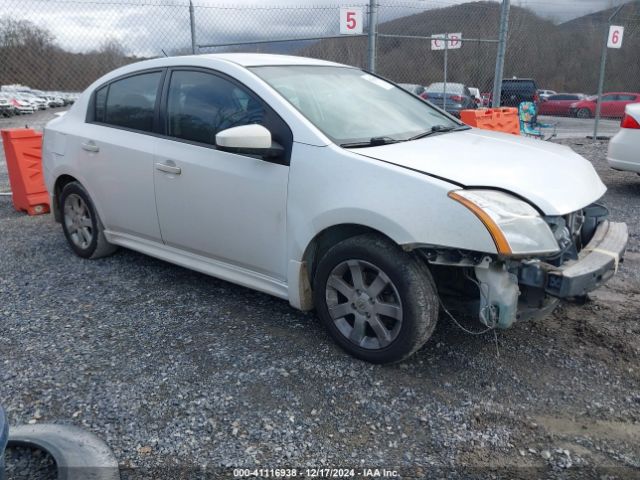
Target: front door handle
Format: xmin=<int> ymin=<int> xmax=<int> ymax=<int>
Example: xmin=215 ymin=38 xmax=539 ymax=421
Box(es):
xmin=155 ymin=162 xmax=182 ymax=175
xmin=81 ymin=141 xmax=99 ymax=153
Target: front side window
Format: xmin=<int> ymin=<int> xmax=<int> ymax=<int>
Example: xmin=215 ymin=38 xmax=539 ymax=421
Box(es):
xmin=102 ymin=72 xmax=161 ymax=132
xmin=252 ymin=66 xmax=459 ymax=145
xmin=166 ymin=70 xmax=265 ymax=145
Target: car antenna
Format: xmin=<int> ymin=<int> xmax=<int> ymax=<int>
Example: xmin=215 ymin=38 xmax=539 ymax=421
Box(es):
xmin=161 ymin=49 xmax=168 ymax=57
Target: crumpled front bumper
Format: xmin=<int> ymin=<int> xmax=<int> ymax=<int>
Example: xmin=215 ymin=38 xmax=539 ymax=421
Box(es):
xmin=520 ymin=220 xmax=628 ymax=298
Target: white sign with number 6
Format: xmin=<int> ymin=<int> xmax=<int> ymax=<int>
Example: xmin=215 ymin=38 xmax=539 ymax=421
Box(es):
xmin=607 ymin=25 xmax=624 ymax=49
xmin=340 ymin=7 xmax=363 ymax=35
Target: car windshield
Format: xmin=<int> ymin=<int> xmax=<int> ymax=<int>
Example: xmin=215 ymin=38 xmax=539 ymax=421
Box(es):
xmin=251 ymin=65 xmax=460 ymax=145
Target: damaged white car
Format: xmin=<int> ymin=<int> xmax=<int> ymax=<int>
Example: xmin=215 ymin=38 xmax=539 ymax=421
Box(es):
xmin=43 ymin=54 xmax=628 ymax=363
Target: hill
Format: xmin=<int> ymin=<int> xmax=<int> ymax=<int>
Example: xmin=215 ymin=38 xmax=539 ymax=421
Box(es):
xmin=301 ymin=1 xmax=640 ymax=93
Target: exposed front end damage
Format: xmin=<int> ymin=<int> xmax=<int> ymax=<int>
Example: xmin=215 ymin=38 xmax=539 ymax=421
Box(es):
xmin=417 ymin=204 xmax=629 ymax=329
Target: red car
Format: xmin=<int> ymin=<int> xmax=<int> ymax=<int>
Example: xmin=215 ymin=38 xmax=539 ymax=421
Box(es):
xmin=538 ymin=93 xmax=585 ymax=116
xmin=569 ymin=92 xmax=640 ymax=119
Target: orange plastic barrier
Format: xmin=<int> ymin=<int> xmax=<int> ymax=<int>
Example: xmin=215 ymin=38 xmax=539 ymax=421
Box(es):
xmin=460 ymin=108 xmax=521 ymax=136
xmin=1 ymin=128 xmax=50 ymax=215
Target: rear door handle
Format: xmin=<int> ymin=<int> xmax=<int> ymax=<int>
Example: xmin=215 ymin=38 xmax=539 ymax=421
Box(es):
xmin=81 ymin=141 xmax=99 ymax=153
xmin=155 ymin=162 xmax=182 ymax=175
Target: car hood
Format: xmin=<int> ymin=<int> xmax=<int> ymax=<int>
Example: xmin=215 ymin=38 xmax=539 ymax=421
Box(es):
xmin=352 ymin=128 xmax=606 ymax=215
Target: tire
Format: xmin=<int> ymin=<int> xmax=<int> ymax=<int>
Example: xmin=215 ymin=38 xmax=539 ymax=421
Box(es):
xmin=577 ymin=108 xmax=591 ymax=119
xmin=59 ymin=181 xmax=117 ymax=259
xmin=313 ymin=233 xmax=439 ymax=364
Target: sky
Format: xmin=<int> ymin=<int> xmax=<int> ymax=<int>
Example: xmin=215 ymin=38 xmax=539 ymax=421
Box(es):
xmin=0 ymin=0 xmax=634 ymax=56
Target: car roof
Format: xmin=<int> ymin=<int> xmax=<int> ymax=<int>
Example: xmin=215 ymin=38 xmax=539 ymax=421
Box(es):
xmin=180 ymin=53 xmax=344 ymax=68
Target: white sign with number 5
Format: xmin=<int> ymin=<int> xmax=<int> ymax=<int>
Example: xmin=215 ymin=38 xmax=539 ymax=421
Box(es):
xmin=340 ymin=7 xmax=363 ymax=35
xmin=607 ymin=25 xmax=624 ymax=49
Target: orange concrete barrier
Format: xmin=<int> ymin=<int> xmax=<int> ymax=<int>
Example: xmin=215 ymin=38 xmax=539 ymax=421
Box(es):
xmin=1 ymin=128 xmax=50 ymax=215
xmin=460 ymin=108 xmax=521 ymax=136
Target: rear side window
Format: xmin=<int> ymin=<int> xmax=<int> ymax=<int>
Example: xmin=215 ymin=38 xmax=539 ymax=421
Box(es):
xmin=101 ymin=72 xmax=162 ymax=132
xmin=602 ymin=94 xmax=617 ymax=101
xmin=94 ymin=86 xmax=107 ymax=122
xmin=618 ymin=94 xmax=637 ymax=101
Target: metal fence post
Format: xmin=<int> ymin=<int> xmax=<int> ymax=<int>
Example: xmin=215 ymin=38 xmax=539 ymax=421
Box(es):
xmin=443 ymin=33 xmax=448 ymax=102
xmin=367 ymin=0 xmax=378 ymax=72
xmin=593 ymin=4 xmax=625 ymax=140
xmin=491 ymin=0 xmax=510 ymax=108
xmin=189 ymin=0 xmax=197 ymax=55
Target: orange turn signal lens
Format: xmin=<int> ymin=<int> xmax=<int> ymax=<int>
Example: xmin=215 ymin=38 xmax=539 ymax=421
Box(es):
xmin=448 ymin=191 xmax=513 ymax=255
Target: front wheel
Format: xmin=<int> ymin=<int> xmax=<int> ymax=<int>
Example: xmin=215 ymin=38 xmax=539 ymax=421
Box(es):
xmin=577 ymin=108 xmax=591 ymax=119
xmin=313 ymin=234 xmax=439 ymax=364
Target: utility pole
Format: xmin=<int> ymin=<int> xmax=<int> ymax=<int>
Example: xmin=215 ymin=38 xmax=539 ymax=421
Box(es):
xmin=189 ymin=0 xmax=197 ymax=55
xmin=593 ymin=4 xmax=625 ymax=140
xmin=367 ymin=0 xmax=378 ymax=72
xmin=491 ymin=0 xmax=510 ymax=108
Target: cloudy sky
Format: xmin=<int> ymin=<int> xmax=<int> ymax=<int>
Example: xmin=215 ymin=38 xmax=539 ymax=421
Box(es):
xmin=0 ymin=0 xmax=633 ymax=56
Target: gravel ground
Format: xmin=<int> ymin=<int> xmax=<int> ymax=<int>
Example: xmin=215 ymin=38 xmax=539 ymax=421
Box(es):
xmin=0 ymin=110 xmax=639 ymax=479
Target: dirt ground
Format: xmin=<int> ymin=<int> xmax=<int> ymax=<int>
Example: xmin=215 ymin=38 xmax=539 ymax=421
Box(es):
xmin=0 ymin=110 xmax=638 ymax=479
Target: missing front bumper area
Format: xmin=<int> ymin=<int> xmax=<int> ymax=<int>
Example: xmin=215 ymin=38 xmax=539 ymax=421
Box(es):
xmin=519 ymin=220 xmax=628 ymax=298
xmin=421 ymin=220 xmax=628 ymax=330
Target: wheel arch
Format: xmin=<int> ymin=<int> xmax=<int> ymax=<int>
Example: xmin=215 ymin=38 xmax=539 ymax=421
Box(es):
xmin=52 ymin=174 xmax=79 ymax=222
xmin=288 ymin=223 xmax=403 ymax=311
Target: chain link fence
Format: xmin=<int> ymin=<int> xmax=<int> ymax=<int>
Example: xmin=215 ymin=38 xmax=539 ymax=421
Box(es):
xmin=1 ymin=0 xmax=639 ymax=126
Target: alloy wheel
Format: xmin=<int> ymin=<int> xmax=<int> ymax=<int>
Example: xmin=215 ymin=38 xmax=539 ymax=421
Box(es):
xmin=63 ymin=193 xmax=93 ymax=250
xmin=325 ymin=259 xmax=403 ymax=350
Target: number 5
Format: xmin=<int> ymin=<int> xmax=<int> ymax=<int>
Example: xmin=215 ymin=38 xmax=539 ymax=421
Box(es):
xmin=346 ymin=11 xmax=356 ymax=30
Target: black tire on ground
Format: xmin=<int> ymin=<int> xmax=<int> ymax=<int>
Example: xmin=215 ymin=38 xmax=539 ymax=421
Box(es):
xmin=59 ymin=181 xmax=117 ymax=259
xmin=313 ymin=233 xmax=439 ymax=364
xmin=577 ymin=108 xmax=591 ymax=119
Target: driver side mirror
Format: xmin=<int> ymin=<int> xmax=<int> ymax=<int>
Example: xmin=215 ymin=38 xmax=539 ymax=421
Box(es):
xmin=215 ymin=124 xmax=283 ymax=159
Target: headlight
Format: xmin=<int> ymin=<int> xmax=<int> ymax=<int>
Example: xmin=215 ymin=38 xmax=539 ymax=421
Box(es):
xmin=449 ymin=189 xmax=559 ymax=256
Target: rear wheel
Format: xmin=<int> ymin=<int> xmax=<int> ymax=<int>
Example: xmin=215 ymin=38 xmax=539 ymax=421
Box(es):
xmin=313 ymin=233 xmax=439 ymax=364
xmin=60 ymin=181 xmax=117 ymax=259
xmin=577 ymin=108 xmax=591 ymax=119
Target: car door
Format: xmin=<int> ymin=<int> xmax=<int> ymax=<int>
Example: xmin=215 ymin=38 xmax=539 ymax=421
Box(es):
xmin=153 ymin=68 xmax=292 ymax=280
xmin=81 ymin=70 xmax=164 ymax=241
xmin=599 ymin=94 xmax=619 ymax=117
xmin=616 ymin=94 xmax=638 ymax=117
xmin=541 ymin=95 xmax=559 ymax=115
xmin=555 ymin=95 xmax=574 ymax=116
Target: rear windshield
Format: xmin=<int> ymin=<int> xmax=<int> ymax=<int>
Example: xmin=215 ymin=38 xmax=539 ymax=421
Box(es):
xmin=502 ymin=80 xmax=536 ymax=91
xmin=426 ymin=83 xmax=465 ymax=94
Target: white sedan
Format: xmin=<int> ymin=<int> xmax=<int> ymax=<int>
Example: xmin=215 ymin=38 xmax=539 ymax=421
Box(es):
xmin=608 ymin=103 xmax=640 ymax=174
xmin=43 ymin=54 xmax=628 ymax=363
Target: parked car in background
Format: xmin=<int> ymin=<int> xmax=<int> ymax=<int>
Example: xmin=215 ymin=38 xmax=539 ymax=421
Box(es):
xmin=608 ymin=103 xmax=640 ymax=174
xmin=538 ymin=93 xmax=585 ymax=116
xmin=0 ymin=94 xmax=16 ymax=117
xmin=422 ymin=82 xmax=475 ymax=117
xmin=10 ymin=96 xmax=35 ymax=114
xmin=570 ymin=92 xmax=640 ymax=119
xmin=43 ymin=54 xmax=628 ymax=363
xmin=17 ymin=93 xmax=46 ymax=110
xmin=538 ymin=89 xmax=557 ymax=101
xmin=497 ymin=78 xmax=539 ymax=107
xmin=399 ymin=83 xmax=426 ymax=97
xmin=468 ymin=87 xmax=482 ymax=106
